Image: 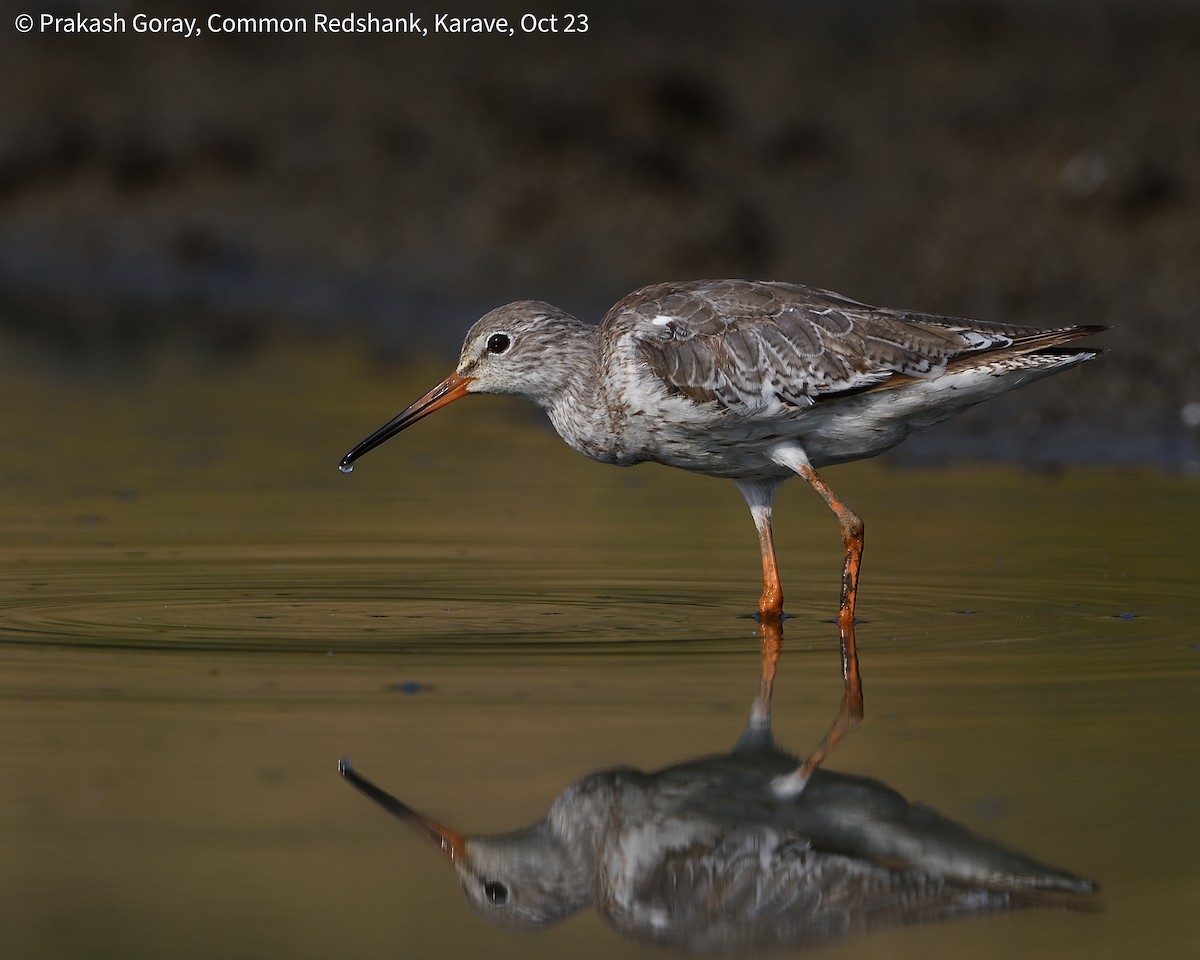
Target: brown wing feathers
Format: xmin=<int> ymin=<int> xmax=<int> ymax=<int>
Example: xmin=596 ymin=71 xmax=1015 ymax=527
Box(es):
xmin=623 ymin=281 xmax=1104 ymax=410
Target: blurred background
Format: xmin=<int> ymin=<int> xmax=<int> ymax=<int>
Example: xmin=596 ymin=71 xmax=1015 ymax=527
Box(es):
xmin=4 ymin=3 xmax=1200 ymax=959
xmin=2 ymin=0 xmax=1197 ymax=465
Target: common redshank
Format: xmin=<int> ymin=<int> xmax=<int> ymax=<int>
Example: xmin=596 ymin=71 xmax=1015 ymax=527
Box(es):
xmin=340 ymin=280 xmax=1103 ymax=623
xmin=338 ymin=702 xmax=1093 ymax=951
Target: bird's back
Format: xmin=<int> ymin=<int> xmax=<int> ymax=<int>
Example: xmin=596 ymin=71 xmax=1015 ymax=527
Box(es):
xmin=593 ymin=280 xmax=1103 ymax=472
xmin=599 ymin=750 xmax=1094 ymax=952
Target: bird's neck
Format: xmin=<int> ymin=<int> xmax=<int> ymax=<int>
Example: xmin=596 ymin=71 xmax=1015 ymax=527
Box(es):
xmin=546 ymin=773 xmax=620 ymax=861
xmin=538 ymin=324 xmax=616 ymax=462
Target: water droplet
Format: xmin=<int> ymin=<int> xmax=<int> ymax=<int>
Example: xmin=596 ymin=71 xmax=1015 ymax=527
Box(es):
xmin=339 ymin=463 xmax=354 ymax=474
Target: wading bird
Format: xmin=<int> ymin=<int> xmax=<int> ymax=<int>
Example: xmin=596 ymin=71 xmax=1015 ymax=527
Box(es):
xmin=340 ymin=280 xmax=1102 ymax=625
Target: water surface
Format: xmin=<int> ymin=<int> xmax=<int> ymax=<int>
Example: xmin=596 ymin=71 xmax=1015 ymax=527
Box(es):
xmin=2 ymin=338 xmax=1197 ymax=958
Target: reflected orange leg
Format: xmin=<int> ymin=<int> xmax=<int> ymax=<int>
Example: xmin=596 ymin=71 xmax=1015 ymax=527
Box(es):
xmin=787 ymin=463 xmax=864 ymax=787
xmin=756 ymin=615 xmax=783 ymax=709
xmin=745 ymin=616 xmax=783 ymax=735
xmin=773 ymin=465 xmax=866 ymax=796
xmin=773 ymin=612 xmax=864 ymax=795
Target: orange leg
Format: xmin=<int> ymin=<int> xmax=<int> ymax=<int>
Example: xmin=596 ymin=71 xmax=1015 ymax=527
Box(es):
xmin=764 ymin=461 xmax=865 ymax=795
xmin=797 ymin=464 xmax=865 ymax=634
xmin=753 ymin=512 xmax=784 ymax=622
xmin=736 ymin=479 xmax=785 ymax=622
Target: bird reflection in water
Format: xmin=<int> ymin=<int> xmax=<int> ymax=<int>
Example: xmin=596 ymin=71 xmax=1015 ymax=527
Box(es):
xmin=339 ymin=619 xmax=1095 ymax=953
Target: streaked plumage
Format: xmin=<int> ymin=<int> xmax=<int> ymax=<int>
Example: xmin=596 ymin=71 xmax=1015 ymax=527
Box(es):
xmin=341 ymin=279 xmax=1104 ymax=622
xmin=339 ymin=713 xmax=1094 ymax=952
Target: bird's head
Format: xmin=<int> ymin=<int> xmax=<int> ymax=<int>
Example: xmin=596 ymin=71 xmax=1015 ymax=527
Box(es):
xmin=337 ymin=759 xmax=593 ymax=930
xmin=453 ymin=301 xmax=586 ymax=403
xmin=338 ymin=301 xmax=585 ymax=471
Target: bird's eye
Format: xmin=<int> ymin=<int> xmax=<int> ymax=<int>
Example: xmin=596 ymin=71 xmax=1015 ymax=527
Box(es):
xmin=486 ymin=332 xmax=511 ymax=355
xmin=483 ymin=880 xmax=509 ymax=905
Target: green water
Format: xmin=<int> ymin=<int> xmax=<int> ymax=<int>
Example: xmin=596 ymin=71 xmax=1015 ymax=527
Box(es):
xmin=2 ymin=338 xmax=1197 ymax=958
